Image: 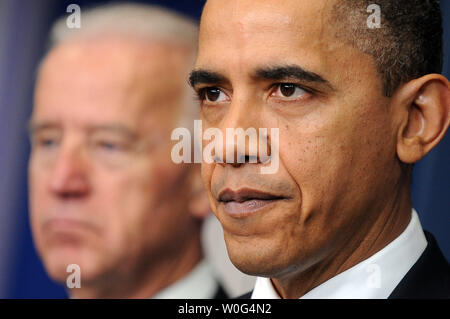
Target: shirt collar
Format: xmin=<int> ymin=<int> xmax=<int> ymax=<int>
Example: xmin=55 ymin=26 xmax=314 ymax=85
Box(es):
xmin=251 ymin=209 xmax=428 ymax=299
xmin=153 ymin=260 xmax=219 ymax=299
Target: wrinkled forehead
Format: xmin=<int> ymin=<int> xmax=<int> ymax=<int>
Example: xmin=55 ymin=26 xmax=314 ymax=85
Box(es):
xmin=39 ymin=36 xmax=190 ymax=95
xmin=35 ymin=36 xmax=191 ymax=128
xmin=198 ymin=0 xmax=336 ymax=59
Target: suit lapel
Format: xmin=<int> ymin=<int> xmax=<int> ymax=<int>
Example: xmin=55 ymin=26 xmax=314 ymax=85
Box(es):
xmin=389 ymin=231 xmax=450 ymax=299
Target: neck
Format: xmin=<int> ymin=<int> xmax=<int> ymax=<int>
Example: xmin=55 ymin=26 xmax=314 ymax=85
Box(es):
xmin=272 ymin=181 xmax=412 ymax=299
xmin=69 ymin=232 xmax=203 ymax=299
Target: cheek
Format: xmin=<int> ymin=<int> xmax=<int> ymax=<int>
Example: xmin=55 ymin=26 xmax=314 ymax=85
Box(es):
xmin=28 ymin=163 xmax=49 ymax=226
xmin=201 ymin=163 xmax=219 ymax=220
xmin=92 ymin=165 xmax=155 ymax=243
xmin=201 ymin=163 xmax=214 ymax=193
xmin=96 ymin=160 xmax=189 ymax=245
xmin=280 ymin=99 xmax=395 ymax=215
xmin=29 ymin=158 xmax=43 ymax=195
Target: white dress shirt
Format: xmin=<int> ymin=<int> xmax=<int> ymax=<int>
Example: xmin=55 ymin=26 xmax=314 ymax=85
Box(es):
xmin=251 ymin=209 xmax=428 ymax=299
xmin=153 ymin=260 xmax=220 ymax=299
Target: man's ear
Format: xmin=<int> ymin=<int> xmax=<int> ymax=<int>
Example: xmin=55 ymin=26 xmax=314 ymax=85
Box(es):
xmin=394 ymin=74 xmax=450 ymax=164
xmin=187 ymin=164 xmax=212 ymax=219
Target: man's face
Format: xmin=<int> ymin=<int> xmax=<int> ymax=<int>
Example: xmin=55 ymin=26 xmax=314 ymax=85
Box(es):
xmin=29 ymin=37 xmax=196 ymax=284
xmin=194 ymin=0 xmax=402 ymax=277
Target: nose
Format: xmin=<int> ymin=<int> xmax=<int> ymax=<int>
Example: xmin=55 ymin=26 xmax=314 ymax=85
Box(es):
xmin=49 ymin=141 xmax=90 ymax=199
xmin=216 ymin=96 xmax=271 ymax=167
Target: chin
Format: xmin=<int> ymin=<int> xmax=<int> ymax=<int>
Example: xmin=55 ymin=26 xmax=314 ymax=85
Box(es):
xmin=224 ymin=230 xmax=326 ymax=279
xmin=41 ymin=245 xmax=105 ymax=285
xmin=224 ymin=232 xmax=291 ymax=277
xmin=228 ymin=249 xmax=292 ymax=278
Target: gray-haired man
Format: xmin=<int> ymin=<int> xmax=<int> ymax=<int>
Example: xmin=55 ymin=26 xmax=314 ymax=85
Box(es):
xmin=28 ymin=4 xmax=227 ymax=299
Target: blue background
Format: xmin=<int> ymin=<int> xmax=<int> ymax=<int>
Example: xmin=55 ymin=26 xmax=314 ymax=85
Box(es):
xmin=0 ymin=0 xmax=448 ymax=298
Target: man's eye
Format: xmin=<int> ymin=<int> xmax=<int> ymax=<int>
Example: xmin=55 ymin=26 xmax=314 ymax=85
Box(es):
xmin=96 ymin=141 xmax=122 ymax=151
xmin=201 ymin=87 xmax=228 ymax=103
xmin=272 ymin=83 xmax=308 ymax=99
xmin=41 ymin=139 xmax=56 ymax=147
xmin=35 ymin=137 xmax=59 ymax=149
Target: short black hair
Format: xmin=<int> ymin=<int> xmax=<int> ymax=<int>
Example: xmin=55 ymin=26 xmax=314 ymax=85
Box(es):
xmin=332 ymin=0 xmax=443 ymax=96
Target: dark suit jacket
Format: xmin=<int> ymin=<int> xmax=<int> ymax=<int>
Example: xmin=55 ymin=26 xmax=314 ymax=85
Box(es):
xmin=239 ymin=231 xmax=450 ymax=299
xmin=389 ymin=231 xmax=449 ymax=298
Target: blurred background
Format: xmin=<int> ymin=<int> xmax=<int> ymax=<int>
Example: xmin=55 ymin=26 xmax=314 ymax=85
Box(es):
xmin=0 ymin=0 xmax=448 ymax=298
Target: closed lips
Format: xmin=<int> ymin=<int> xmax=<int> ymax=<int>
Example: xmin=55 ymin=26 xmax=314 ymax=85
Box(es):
xmin=218 ymin=188 xmax=287 ymax=216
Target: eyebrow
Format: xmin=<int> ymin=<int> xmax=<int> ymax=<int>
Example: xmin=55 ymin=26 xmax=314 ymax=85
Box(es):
xmin=27 ymin=121 xmax=60 ymax=135
xmin=27 ymin=121 xmax=138 ymax=139
xmin=254 ymin=65 xmax=332 ymax=88
xmin=189 ymin=65 xmax=334 ymax=91
xmin=188 ymin=70 xmax=227 ymax=88
xmin=88 ymin=124 xmax=138 ymax=139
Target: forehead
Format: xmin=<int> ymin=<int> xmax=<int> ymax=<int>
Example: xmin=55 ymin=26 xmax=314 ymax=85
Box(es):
xmin=201 ymin=0 xmax=331 ymax=37
xmin=34 ymin=37 xmax=190 ymax=127
xmin=196 ymin=0 xmax=379 ymax=91
xmin=40 ymin=37 xmax=187 ymax=90
xmin=199 ymin=0 xmax=333 ymax=60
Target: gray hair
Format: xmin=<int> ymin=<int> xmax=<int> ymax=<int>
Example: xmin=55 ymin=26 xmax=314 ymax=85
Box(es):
xmin=50 ymin=3 xmax=198 ymax=50
xmin=46 ymin=3 xmax=199 ymax=130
